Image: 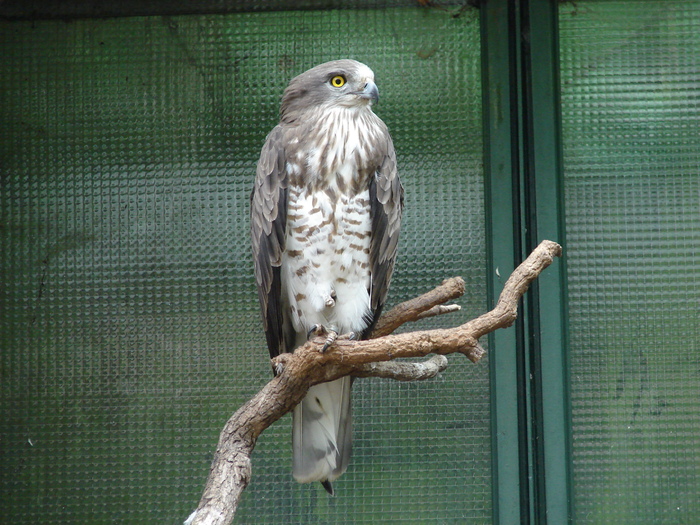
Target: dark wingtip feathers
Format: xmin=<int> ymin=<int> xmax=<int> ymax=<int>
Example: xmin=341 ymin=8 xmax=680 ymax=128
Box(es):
xmin=321 ymin=480 xmax=335 ymax=496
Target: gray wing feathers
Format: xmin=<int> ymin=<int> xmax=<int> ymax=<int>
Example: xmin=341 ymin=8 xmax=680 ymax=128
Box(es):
xmin=369 ymin=135 xmax=404 ymax=315
xmin=250 ymin=126 xmax=288 ymax=358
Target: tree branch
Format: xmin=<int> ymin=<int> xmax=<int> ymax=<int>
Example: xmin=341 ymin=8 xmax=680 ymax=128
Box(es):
xmin=369 ymin=276 xmax=466 ymax=338
xmin=187 ymin=240 xmax=562 ymax=525
xmin=353 ymin=354 xmax=449 ymax=381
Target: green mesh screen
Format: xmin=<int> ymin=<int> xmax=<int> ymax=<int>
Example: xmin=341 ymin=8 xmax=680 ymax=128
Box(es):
xmin=0 ymin=8 xmax=488 ymax=524
xmin=560 ymin=2 xmax=700 ymax=522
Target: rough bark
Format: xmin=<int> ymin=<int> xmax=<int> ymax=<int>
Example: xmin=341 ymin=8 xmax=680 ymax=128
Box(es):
xmin=187 ymin=240 xmax=562 ymax=525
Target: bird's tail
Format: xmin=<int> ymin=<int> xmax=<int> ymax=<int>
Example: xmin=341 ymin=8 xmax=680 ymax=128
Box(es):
xmin=292 ymin=376 xmax=352 ymax=494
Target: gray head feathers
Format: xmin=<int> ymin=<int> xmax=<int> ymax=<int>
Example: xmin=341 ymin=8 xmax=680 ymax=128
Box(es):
xmin=280 ymin=59 xmax=378 ymax=123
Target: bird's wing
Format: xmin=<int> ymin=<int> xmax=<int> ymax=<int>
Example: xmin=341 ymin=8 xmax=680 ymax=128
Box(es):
xmin=366 ymin=131 xmax=404 ymax=335
xmin=250 ymin=125 xmax=289 ymax=359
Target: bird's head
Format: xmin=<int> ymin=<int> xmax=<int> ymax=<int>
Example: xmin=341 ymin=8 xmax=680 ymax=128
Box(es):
xmin=280 ymin=59 xmax=380 ymax=122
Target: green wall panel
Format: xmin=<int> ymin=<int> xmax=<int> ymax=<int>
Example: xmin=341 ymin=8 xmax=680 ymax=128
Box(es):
xmin=560 ymin=1 xmax=700 ymax=523
xmin=0 ymin=8 xmax=488 ymax=524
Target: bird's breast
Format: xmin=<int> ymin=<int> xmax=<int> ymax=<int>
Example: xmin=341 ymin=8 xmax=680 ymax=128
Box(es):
xmin=282 ymin=186 xmax=372 ymax=334
xmin=280 ymin=107 xmax=385 ymax=334
xmin=288 ymin=107 xmax=384 ymax=194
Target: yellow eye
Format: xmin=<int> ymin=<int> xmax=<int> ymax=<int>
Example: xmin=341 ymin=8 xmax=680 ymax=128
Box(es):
xmin=330 ymin=75 xmax=346 ymax=88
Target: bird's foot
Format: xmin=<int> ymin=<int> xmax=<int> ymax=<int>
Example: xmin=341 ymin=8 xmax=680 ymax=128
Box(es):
xmin=306 ymin=324 xmax=339 ymax=352
xmin=307 ymin=324 xmax=326 ymax=340
xmin=321 ymin=329 xmax=339 ymax=352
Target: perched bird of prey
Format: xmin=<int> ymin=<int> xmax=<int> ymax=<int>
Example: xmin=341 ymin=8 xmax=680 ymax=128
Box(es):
xmin=250 ymin=59 xmax=403 ymax=494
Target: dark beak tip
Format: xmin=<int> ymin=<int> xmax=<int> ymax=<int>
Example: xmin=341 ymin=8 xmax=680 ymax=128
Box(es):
xmin=363 ymin=82 xmax=380 ymax=104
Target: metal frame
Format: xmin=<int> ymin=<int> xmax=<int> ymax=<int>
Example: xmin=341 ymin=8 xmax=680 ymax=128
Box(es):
xmin=482 ymin=0 xmax=573 ymax=523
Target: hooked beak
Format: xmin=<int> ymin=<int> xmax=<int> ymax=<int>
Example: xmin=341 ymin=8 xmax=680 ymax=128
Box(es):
xmin=356 ymin=81 xmax=379 ymax=104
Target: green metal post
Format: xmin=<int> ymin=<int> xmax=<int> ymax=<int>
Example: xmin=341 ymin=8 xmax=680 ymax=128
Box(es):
xmin=482 ymin=0 xmax=573 ymax=523
xmin=521 ymin=0 xmax=573 ymax=522
xmin=481 ymin=1 xmax=525 ymax=523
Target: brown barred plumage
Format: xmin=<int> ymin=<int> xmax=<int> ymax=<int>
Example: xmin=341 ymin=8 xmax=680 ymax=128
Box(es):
xmin=250 ymin=59 xmax=403 ymax=494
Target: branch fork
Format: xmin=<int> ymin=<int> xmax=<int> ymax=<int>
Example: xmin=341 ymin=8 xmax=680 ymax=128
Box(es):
xmin=187 ymin=240 xmax=562 ymax=525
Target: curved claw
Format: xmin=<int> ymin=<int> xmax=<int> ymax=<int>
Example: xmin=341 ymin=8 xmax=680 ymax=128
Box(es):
xmin=321 ymin=329 xmax=339 ymax=352
xmin=307 ymin=324 xmax=325 ymax=340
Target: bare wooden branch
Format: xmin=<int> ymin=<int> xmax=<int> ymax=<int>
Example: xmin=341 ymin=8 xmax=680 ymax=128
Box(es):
xmin=414 ymin=303 xmax=461 ymax=321
xmin=369 ymin=276 xmax=466 ymax=337
xmin=188 ymin=240 xmax=562 ymax=525
xmin=353 ymin=354 xmax=449 ymax=381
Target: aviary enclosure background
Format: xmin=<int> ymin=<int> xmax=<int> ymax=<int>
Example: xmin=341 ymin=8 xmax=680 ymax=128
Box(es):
xmin=1 ymin=1 xmax=699 ymax=523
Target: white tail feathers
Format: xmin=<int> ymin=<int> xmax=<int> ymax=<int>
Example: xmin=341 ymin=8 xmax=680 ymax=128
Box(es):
xmin=292 ymin=377 xmax=352 ymax=485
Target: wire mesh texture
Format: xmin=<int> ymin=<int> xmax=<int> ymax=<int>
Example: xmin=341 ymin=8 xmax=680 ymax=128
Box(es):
xmin=560 ymin=1 xmax=700 ymax=523
xmin=0 ymin=6 xmax=488 ymax=524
